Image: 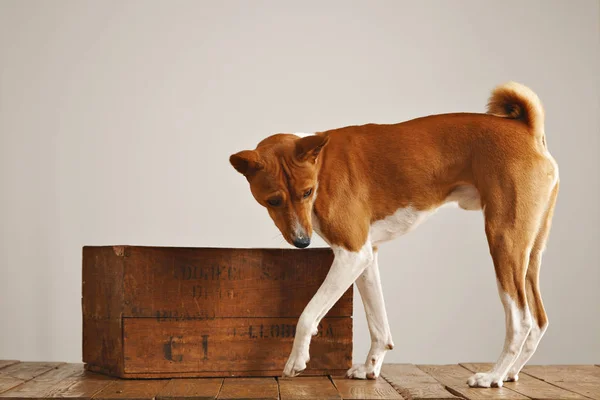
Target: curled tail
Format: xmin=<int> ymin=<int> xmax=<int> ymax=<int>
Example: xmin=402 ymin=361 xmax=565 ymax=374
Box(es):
xmin=487 ymin=81 xmax=545 ymax=138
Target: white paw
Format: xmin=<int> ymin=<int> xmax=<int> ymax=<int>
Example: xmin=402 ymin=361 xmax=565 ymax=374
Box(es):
xmin=282 ymin=351 xmax=309 ymax=377
xmin=467 ymin=372 xmax=504 ymax=388
xmin=346 ymin=363 xmax=379 ymax=380
xmin=504 ymin=372 xmax=519 ymax=382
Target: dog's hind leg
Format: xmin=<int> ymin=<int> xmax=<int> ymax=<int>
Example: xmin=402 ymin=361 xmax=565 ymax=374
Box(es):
xmin=505 ymin=182 xmax=559 ymax=381
xmin=467 ymin=164 xmax=554 ymax=388
xmin=347 ymin=248 xmax=394 ymax=379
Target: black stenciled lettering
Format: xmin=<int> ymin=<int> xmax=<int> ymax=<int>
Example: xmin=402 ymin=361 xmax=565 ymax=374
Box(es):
xmin=178 ymin=265 xmax=192 ymax=280
xmin=283 ymin=324 xmax=294 ymax=338
xmin=213 ymin=265 xmax=222 ymax=280
xmin=326 ymin=324 xmax=334 ymax=337
xmin=163 ymin=336 xmax=183 ymax=362
xmin=202 ymin=335 xmax=209 ymax=360
xmin=270 ymin=324 xmax=280 ymax=338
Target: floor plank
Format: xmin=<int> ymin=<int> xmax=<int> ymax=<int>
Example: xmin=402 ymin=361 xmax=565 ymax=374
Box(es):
xmin=522 ymin=366 xmax=600 ymax=400
xmin=91 ymin=380 xmax=169 ymax=400
xmin=46 ymin=372 xmax=116 ymax=399
xmin=278 ymin=377 xmax=341 ymax=400
xmin=0 ymin=362 xmax=65 ymax=381
xmin=418 ymin=365 xmax=529 ymax=400
xmin=0 ymin=364 xmax=83 ymax=399
xmin=461 ymin=363 xmax=588 ymax=400
xmin=216 ymin=378 xmax=278 ymax=400
xmin=381 ymin=364 xmax=460 ymax=400
xmin=0 ymin=363 xmax=19 ymax=371
xmin=0 ymin=376 xmax=25 ymax=396
xmin=157 ymin=379 xmax=223 ymax=400
xmin=0 ymin=362 xmax=65 ymax=395
xmin=331 ymin=376 xmax=403 ymax=399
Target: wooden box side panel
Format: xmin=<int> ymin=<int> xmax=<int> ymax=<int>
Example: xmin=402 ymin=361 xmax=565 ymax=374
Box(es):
xmin=82 ymin=318 xmax=124 ymax=376
xmin=121 ymin=247 xmax=351 ymax=318
xmin=122 ymin=317 xmax=352 ymax=376
xmin=82 ymin=246 xmax=126 ymax=374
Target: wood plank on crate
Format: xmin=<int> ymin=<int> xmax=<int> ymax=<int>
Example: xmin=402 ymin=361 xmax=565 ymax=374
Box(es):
xmin=331 ymin=376 xmax=403 ymax=399
xmin=0 ymin=364 xmax=82 ymax=399
xmin=278 ymin=377 xmax=341 ymax=400
xmin=0 ymin=363 xmax=19 ymax=371
xmin=380 ymin=364 xmax=460 ymax=400
xmin=418 ymin=365 xmax=529 ymax=400
xmin=461 ymin=363 xmax=588 ymax=400
xmin=156 ymin=379 xmax=223 ymax=400
xmin=122 ymin=317 xmax=351 ymax=376
xmin=82 ymin=246 xmax=126 ymax=378
xmin=522 ymin=366 xmax=600 ymax=400
xmin=118 ymin=247 xmax=347 ymax=319
xmin=216 ymin=378 xmax=278 ymax=399
xmin=91 ymin=380 xmax=169 ymax=400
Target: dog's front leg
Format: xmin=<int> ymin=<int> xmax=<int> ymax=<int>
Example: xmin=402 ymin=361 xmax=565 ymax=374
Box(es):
xmin=347 ymin=248 xmax=394 ymax=379
xmin=283 ymin=243 xmax=373 ymax=377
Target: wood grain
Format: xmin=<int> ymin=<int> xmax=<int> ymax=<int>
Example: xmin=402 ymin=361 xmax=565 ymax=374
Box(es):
xmin=0 ymin=363 xmax=65 ymax=382
xmin=380 ymin=364 xmax=460 ymax=400
xmin=522 ymin=365 xmax=600 ymax=400
xmin=116 ymin=246 xmax=349 ymax=318
xmin=331 ymin=377 xmax=403 ymax=399
xmin=82 ymin=246 xmax=126 ymax=376
xmin=278 ymin=377 xmax=341 ymax=400
xmin=216 ymin=378 xmax=278 ymax=399
xmin=122 ymin=317 xmax=352 ymax=376
xmin=83 ymin=246 xmax=353 ymax=378
xmin=156 ymin=379 xmax=223 ymax=400
xmin=91 ymin=380 xmax=169 ymax=400
xmin=0 ymin=364 xmax=82 ymax=399
xmin=0 ymin=363 xmax=19 ymax=371
xmin=0 ymin=377 xmax=25 ymax=395
xmin=46 ymin=371 xmax=116 ymax=399
xmin=418 ymin=365 xmax=529 ymax=400
xmin=461 ymin=363 xmax=588 ymax=400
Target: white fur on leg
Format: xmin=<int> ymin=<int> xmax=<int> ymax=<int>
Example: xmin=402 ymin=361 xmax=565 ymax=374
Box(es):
xmin=505 ymin=322 xmax=548 ymax=381
xmin=467 ymin=283 xmax=532 ymax=388
xmin=347 ymin=250 xmax=394 ymax=379
xmin=283 ymin=242 xmax=373 ymax=377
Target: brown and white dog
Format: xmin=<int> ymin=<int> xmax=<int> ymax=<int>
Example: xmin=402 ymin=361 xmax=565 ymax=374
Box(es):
xmin=229 ymin=82 xmax=559 ymax=388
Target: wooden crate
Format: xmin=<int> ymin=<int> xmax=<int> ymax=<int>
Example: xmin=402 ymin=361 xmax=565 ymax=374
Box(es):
xmin=82 ymin=246 xmax=352 ymax=378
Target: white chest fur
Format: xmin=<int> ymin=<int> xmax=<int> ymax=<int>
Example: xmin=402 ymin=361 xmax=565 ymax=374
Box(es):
xmin=369 ymin=207 xmax=433 ymax=245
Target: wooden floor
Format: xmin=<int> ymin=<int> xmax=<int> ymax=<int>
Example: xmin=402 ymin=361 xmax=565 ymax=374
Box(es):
xmin=0 ymin=361 xmax=598 ymax=400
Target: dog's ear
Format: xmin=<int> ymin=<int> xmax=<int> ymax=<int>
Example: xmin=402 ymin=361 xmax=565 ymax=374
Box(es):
xmin=295 ymin=134 xmax=329 ymax=163
xmin=229 ymin=150 xmax=264 ymax=177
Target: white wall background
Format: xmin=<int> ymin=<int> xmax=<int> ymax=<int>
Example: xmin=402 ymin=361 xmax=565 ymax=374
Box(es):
xmin=1 ymin=0 xmax=599 ymax=365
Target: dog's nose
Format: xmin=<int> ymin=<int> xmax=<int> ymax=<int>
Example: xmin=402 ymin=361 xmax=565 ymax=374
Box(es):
xmin=292 ymin=237 xmax=311 ymax=249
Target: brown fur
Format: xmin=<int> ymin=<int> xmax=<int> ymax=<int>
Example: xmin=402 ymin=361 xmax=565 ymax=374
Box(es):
xmin=230 ymin=82 xmax=558 ymax=319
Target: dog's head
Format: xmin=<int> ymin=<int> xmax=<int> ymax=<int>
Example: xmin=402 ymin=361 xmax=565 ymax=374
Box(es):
xmin=230 ymin=133 xmax=329 ymax=248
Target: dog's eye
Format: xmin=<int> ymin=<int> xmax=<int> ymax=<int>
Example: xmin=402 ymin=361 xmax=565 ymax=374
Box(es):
xmin=267 ymin=198 xmax=282 ymax=207
xmin=303 ymin=188 xmax=313 ymax=199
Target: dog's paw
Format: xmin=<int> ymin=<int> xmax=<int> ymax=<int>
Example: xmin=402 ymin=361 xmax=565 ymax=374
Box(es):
xmin=282 ymin=351 xmax=309 ymax=377
xmin=346 ymin=363 xmax=379 ymax=380
xmin=504 ymin=372 xmax=519 ymax=382
xmin=467 ymin=372 xmax=504 ymax=388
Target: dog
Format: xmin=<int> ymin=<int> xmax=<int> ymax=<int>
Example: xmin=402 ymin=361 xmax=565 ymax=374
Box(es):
xmin=229 ymin=82 xmax=559 ymax=388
